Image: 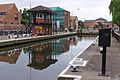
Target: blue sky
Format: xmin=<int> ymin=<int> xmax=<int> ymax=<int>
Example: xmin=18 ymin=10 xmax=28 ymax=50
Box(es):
xmin=0 ymin=0 xmax=112 ymax=21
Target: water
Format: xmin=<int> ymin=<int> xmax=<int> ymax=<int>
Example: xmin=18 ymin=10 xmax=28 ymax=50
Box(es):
xmin=0 ymin=36 xmax=96 ymax=80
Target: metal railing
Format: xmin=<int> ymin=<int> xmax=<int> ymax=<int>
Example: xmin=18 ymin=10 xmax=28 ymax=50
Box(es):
xmin=112 ymin=31 xmax=120 ymax=42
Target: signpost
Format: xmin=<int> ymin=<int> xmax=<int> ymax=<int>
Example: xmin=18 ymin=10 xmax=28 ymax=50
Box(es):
xmin=98 ymin=28 xmax=111 ymax=76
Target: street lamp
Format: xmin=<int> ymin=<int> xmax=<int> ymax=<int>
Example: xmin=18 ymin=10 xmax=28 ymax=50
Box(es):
xmin=71 ymin=8 xmax=80 ymax=16
xmin=30 ymin=0 xmax=32 ymax=9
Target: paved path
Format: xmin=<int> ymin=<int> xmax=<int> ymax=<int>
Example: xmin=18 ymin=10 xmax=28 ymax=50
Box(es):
xmin=0 ymin=32 xmax=69 ymax=40
xmin=59 ymin=37 xmax=120 ymax=80
xmin=0 ymin=35 xmax=25 ymax=40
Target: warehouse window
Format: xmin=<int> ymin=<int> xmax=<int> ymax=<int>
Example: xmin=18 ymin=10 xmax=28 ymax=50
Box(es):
xmin=0 ymin=12 xmax=6 ymax=16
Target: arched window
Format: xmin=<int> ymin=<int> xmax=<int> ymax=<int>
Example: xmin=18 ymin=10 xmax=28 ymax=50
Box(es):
xmin=36 ymin=13 xmax=44 ymax=19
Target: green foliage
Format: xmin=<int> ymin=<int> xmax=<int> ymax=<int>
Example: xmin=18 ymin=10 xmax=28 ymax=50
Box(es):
xmin=21 ymin=8 xmax=29 ymax=25
xmin=109 ymin=0 xmax=120 ymax=31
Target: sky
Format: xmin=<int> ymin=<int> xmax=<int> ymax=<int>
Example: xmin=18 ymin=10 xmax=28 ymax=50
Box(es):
xmin=0 ymin=0 xmax=112 ymax=21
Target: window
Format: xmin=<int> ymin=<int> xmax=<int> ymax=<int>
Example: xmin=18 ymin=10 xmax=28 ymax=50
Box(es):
xmin=40 ymin=14 xmax=42 ymax=18
xmin=0 ymin=12 xmax=6 ymax=16
xmin=14 ymin=13 xmax=18 ymax=20
xmin=36 ymin=13 xmax=43 ymax=19
xmin=37 ymin=14 xmax=39 ymax=18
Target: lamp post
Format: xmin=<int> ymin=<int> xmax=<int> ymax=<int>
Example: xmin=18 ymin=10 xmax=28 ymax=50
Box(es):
xmin=71 ymin=8 xmax=80 ymax=32
xmin=30 ymin=0 xmax=31 ymax=9
xmin=72 ymin=8 xmax=80 ymax=16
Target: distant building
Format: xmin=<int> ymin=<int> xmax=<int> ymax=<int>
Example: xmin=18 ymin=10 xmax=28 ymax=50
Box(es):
xmin=107 ymin=21 xmax=119 ymax=31
xmin=28 ymin=5 xmax=55 ymax=36
xmin=84 ymin=18 xmax=112 ymax=29
xmin=84 ymin=20 xmax=99 ymax=33
xmin=78 ymin=20 xmax=84 ymax=27
xmin=78 ymin=20 xmax=84 ymax=33
xmin=95 ymin=18 xmax=109 ymax=29
xmin=95 ymin=18 xmax=119 ymax=30
xmin=84 ymin=20 xmax=98 ymax=28
xmin=83 ymin=17 xmax=119 ymax=33
xmin=96 ymin=18 xmax=108 ymax=23
xmin=0 ymin=3 xmax=22 ymax=34
xmin=70 ymin=16 xmax=78 ymax=31
xmin=50 ymin=7 xmax=70 ymax=31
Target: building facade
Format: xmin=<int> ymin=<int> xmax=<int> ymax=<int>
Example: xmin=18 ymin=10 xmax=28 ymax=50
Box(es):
xmin=0 ymin=3 xmax=22 ymax=35
xmin=95 ymin=18 xmax=109 ymax=29
xmin=83 ymin=18 xmax=119 ymax=33
xmin=28 ymin=5 xmax=55 ymax=36
xmin=50 ymin=7 xmax=70 ymax=32
xmin=78 ymin=20 xmax=84 ymax=28
xmin=84 ymin=20 xmax=98 ymax=28
xmin=70 ymin=16 xmax=78 ymax=32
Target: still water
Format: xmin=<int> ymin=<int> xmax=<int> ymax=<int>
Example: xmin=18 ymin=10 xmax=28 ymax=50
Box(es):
xmin=0 ymin=36 xmax=95 ymax=80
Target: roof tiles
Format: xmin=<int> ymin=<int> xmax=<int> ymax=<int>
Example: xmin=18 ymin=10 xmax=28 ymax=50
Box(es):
xmin=0 ymin=3 xmax=14 ymax=12
xmin=28 ymin=5 xmax=56 ymax=14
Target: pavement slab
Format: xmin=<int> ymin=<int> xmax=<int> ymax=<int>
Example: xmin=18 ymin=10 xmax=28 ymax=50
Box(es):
xmin=61 ymin=37 xmax=120 ymax=80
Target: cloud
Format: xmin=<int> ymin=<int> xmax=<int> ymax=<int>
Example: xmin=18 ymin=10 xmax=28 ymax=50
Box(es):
xmin=0 ymin=0 xmax=112 ymax=21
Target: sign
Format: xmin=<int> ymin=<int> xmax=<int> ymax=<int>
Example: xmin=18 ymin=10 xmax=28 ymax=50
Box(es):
xmin=36 ymin=18 xmax=44 ymax=23
xmin=99 ymin=29 xmax=111 ymax=47
xmin=36 ymin=26 xmax=43 ymax=30
xmin=98 ymin=28 xmax=111 ymax=76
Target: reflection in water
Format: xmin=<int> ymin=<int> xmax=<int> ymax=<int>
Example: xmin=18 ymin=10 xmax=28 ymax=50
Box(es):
xmin=0 ymin=36 xmax=90 ymax=80
xmin=24 ymin=37 xmax=78 ymax=70
xmin=69 ymin=37 xmax=78 ymax=45
xmin=27 ymin=42 xmax=58 ymax=70
xmin=0 ymin=49 xmax=21 ymax=64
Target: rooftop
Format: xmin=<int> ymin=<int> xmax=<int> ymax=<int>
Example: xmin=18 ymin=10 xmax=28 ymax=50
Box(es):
xmin=0 ymin=3 xmax=15 ymax=12
xmin=50 ymin=7 xmax=64 ymax=11
xmin=70 ymin=16 xmax=78 ymax=20
xmin=96 ymin=17 xmax=108 ymax=22
xmin=84 ymin=20 xmax=95 ymax=23
xmin=50 ymin=7 xmax=70 ymax=13
xmin=28 ymin=5 xmax=56 ymax=14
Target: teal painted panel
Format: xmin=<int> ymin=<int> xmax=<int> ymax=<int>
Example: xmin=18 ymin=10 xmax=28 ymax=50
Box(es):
xmin=50 ymin=7 xmax=64 ymax=11
xmin=50 ymin=7 xmax=65 ymax=28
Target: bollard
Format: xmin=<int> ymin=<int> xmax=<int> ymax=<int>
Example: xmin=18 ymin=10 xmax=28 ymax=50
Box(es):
xmin=100 ymin=47 xmax=103 ymax=54
xmin=92 ymin=41 xmax=96 ymax=46
xmin=71 ymin=65 xmax=78 ymax=72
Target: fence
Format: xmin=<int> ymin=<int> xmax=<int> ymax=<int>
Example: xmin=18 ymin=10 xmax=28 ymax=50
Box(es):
xmin=112 ymin=31 xmax=120 ymax=42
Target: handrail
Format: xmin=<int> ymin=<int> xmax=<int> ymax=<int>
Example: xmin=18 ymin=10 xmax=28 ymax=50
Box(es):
xmin=112 ymin=31 xmax=120 ymax=42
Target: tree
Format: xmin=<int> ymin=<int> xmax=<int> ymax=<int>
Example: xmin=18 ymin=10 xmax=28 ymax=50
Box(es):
xmin=109 ymin=0 xmax=120 ymax=31
xmin=21 ymin=8 xmax=29 ymax=26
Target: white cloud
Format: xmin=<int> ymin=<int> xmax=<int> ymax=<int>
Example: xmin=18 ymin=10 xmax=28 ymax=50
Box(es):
xmin=0 ymin=0 xmax=112 ymax=21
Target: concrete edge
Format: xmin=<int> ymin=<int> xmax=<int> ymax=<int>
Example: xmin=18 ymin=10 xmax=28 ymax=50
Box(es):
xmin=0 ymin=32 xmax=77 ymax=47
xmin=58 ymin=36 xmax=99 ymax=79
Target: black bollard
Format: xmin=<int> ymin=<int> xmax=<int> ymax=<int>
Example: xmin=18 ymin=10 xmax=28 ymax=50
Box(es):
xmin=101 ymin=46 xmax=107 ymax=75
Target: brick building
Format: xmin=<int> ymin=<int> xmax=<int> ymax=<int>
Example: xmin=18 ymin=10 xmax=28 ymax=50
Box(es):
xmin=95 ymin=18 xmax=109 ymax=29
xmin=84 ymin=20 xmax=98 ymax=28
xmin=70 ymin=16 xmax=78 ymax=31
xmin=83 ymin=19 xmax=100 ymax=33
xmin=28 ymin=5 xmax=55 ymax=36
xmin=50 ymin=7 xmax=70 ymax=32
xmin=83 ymin=18 xmax=119 ymax=33
xmin=0 ymin=3 xmax=22 ymax=34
